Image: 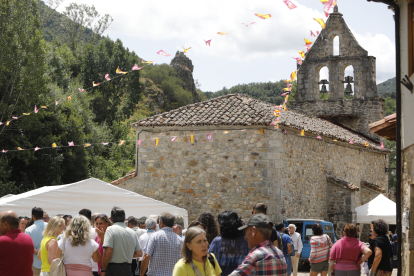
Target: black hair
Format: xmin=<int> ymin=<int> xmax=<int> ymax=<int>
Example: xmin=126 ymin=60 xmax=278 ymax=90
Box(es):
xmin=79 ymin=209 xmax=92 ymax=221
xmin=312 ymin=223 xmax=323 ymax=235
xmin=188 ymin=221 xmax=206 ymax=229
xmin=253 ymin=203 xmax=267 ymax=214
xmin=128 ymin=216 xmax=138 ymax=226
xmin=1 ymin=213 xmax=19 ymax=229
xmin=284 ymin=228 xmax=289 ymax=235
xmin=32 ymin=207 xmax=43 ymax=220
xmin=275 ymin=223 xmax=285 ymax=231
xmin=111 ymin=207 xmax=125 ymax=223
xmin=371 ymin=219 xmax=389 ymax=236
xmin=197 ymin=211 xmax=219 ymax=244
xmin=217 ymin=211 xmax=244 ymax=239
xmin=159 ymin=212 xmax=175 ymax=228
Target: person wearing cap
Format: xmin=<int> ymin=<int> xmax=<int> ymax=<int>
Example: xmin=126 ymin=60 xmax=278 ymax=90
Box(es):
xmin=229 ymin=214 xmax=287 ymax=276
xmin=391 ymin=233 xmax=397 ymax=269
xmin=252 ymin=203 xmax=282 ymax=250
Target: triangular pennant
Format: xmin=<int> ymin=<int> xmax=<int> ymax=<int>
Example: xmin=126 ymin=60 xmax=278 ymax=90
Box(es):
xmin=155 ymin=138 xmax=159 ymax=146
xmin=137 ymin=140 xmax=143 ymax=147
xmin=189 ymin=135 xmax=195 ymax=143
xmin=171 ymin=136 xmax=177 ymax=143
xmin=300 ymin=130 xmax=305 ymax=136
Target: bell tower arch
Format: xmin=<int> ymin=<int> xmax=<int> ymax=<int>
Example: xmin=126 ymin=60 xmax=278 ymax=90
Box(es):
xmin=291 ymin=6 xmax=384 ymax=141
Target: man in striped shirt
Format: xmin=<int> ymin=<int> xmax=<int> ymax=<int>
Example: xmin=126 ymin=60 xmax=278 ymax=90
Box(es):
xmin=230 ymin=214 xmax=287 ymax=276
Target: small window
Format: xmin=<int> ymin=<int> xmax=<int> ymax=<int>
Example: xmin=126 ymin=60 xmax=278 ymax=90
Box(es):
xmin=305 ymin=225 xmax=313 ymax=241
xmin=324 ymin=225 xmax=333 ymax=231
xmin=333 ymin=36 xmax=339 ymax=55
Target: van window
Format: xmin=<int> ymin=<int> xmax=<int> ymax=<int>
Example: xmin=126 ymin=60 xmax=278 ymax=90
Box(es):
xmin=324 ymin=225 xmax=333 ymax=231
xmin=305 ymin=225 xmax=313 ymax=241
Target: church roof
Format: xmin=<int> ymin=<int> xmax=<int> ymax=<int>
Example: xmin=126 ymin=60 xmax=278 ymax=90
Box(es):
xmin=132 ymin=94 xmax=386 ymax=151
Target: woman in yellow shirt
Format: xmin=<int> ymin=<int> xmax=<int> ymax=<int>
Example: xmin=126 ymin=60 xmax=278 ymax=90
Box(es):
xmin=37 ymin=216 xmax=65 ymax=276
xmin=173 ymin=227 xmax=222 ymax=276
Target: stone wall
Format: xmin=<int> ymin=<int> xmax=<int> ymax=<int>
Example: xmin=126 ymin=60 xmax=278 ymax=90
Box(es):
xmin=170 ymin=51 xmax=200 ymax=103
xmin=290 ymin=98 xmax=384 ymax=141
xmin=401 ymin=144 xmax=414 ymax=276
xmin=116 ymin=126 xmax=388 ymax=228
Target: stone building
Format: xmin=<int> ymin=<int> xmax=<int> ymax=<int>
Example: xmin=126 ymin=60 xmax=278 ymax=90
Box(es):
xmin=113 ymin=94 xmax=389 ymax=237
xmin=290 ymin=5 xmax=384 ymax=141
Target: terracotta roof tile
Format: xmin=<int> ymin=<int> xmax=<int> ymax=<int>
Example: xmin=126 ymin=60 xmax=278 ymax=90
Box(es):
xmin=327 ymin=176 xmax=360 ymax=191
xmin=361 ymin=180 xmax=386 ymax=193
xmin=132 ymin=94 xmax=387 ymax=150
xmin=111 ymin=170 xmax=135 ymax=186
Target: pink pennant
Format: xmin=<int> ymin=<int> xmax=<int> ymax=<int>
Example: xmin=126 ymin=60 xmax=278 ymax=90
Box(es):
xmin=68 ymin=141 xmax=74 ymax=146
xmin=287 ymin=84 xmax=292 ymax=87
xmin=157 ymin=50 xmax=171 ymax=57
xmin=284 ymin=130 xmax=288 ymax=134
xmin=304 ymin=44 xmax=311 ymax=51
xmin=240 ymin=129 xmax=247 ymax=131
xmin=311 ymin=30 xmax=316 ymax=37
xmin=204 ymin=39 xmax=212 ymax=47
xmin=105 ymin=74 xmax=111 ymax=81
xmin=324 ymin=0 xmax=336 ymax=17
xmin=317 ymin=136 xmax=322 ymax=139
xmin=0 ymin=122 xmax=3 ymax=125
xmin=380 ymin=142 xmax=385 ymax=149
xmin=293 ymin=57 xmax=302 ymax=65
xmin=34 ymin=105 xmax=39 ymax=113
xmin=55 ymin=100 xmax=60 ymax=105
xmin=171 ymin=136 xmax=177 ymax=143
xmin=349 ymin=139 xmax=354 ymax=144
xmin=241 ymin=22 xmax=255 ymax=27
xmin=281 ymin=92 xmax=290 ymax=96
xmin=78 ymin=88 xmax=84 ymax=93
xmin=317 ymin=31 xmax=320 ymax=36
xmin=101 ymin=142 xmax=109 ymax=145
xmin=12 ymin=116 xmax=19 ymax=120
xmin=2 ymin=150 xmax=7 ymax=153
xmin=137 ymin=140 xmax=143 ymax=147
xmin=132 ymin=64 xmax=143 ymax=71
xmin=283 ymin=0 xmax=297 ymax=10
xmin=34 ymin=147 xmax=41 ymax=151
xmin=207 ymin=133 xmax=213 ymax=141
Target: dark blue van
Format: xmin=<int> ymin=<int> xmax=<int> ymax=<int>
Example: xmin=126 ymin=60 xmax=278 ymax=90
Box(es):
xmin=284 ymin=219 xmax=338 ymax=264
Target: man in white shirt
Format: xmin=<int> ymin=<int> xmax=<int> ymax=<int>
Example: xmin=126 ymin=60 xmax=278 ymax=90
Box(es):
xmin=138 ymin=218 xmax=157 ymax=276
xmin=127 ymin=217 xmax=146 ymax=275
xmin=288 ymin=224 xmax=303 ymax=276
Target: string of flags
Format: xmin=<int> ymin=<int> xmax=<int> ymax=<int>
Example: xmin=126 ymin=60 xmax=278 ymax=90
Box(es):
xmin=0 ymin=62 xmax=153 ymax=128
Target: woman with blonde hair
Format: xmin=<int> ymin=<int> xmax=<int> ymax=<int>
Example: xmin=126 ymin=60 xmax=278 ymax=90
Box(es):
xmin=55 ymin=215 xmax=101 ymax=276
xmin=37 ymin=216 xmax=65 ymax=276
xmin=173 ymin=227 xmax=222 ymax=276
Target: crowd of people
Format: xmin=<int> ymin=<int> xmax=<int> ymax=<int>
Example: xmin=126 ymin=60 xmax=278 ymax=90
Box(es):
xmin=0 ymin=202 xmax=396 ymax=276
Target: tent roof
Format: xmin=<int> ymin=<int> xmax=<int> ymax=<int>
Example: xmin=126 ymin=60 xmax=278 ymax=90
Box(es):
xmin=0 ymin=178 xmax=188 ymax=226
xmin=355 ymin=194 xmax=396 ymax=224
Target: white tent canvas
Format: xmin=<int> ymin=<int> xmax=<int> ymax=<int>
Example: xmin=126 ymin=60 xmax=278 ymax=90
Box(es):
xmin=355 ymin=194 xmax=396 ymax=224
xmin=0 ymin=178 xmax=188 ymax=227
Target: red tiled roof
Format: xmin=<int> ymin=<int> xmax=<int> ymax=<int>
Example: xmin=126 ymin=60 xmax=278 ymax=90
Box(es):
xmin=327 ymin=176 xmax=360 ymax=191
xmin=111 ymin=170 xmax=135 ymax=186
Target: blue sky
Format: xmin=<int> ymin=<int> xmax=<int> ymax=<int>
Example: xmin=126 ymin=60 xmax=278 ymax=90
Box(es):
xmin=56 ymin=0 xmax=396 ymax=92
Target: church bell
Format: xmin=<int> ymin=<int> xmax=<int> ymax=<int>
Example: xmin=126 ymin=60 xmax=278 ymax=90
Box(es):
xmin=344 ymin=83 xmax=353 ymax=95
xmin=320 ymin=84 xmax=328 ymax=94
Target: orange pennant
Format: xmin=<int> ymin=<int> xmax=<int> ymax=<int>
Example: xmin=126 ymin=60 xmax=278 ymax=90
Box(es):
xmin=155 ymin=138 xmax=159 ymax=146
xmin=300 ymin=130 xmax=305 ymax=136
xmin=259 ymin=129 xmax=265 ymax=134
xmin=190 ymin=135 xmax=195 ymax=143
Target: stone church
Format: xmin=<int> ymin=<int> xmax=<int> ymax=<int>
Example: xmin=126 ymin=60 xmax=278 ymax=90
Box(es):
xmin=112 ymin=7 xmax=389 ymax=236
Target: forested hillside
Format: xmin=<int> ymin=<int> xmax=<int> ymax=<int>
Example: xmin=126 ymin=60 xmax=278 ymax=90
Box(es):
xmin=0 ymin=0 xmax=194 ymax=196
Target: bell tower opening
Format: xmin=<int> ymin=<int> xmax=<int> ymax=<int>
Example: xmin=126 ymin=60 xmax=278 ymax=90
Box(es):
xmin=318 ymin=66 xmax=330 ymax=100
xmin=333 ymin=36 xmax=340 ymax=56
xmin=343 ymin=65 xmax=355 ymax=99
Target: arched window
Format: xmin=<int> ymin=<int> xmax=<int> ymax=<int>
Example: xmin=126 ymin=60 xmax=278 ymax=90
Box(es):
xmin=318 ymin=66 xmax=329 ymax=100
xmin=333 ymin=36 xmax=340 ymax=56
xmin=343 ymin=65 xmax=354 ymax=98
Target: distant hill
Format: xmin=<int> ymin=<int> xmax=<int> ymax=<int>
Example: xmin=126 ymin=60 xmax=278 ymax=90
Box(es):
xmin=377 ymin=77 xmax=396 ymax=97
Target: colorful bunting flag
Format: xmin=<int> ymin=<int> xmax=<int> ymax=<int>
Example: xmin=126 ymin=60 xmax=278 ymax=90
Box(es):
xmin=93 ymin=82 xmax=100 ymax=87
xmin=156 ymin=50 xmax=171 ymax=57
xmin=260 ymin=129 xmax=265 ymax=134
xmin=204 ymin=39 xmax=212 ymax=47
xmin=333 ymin=139 xmax=338 ymax=142
xmin=84 ymin=143 xmax=91 ymax=147
xmin=299 ymin=50 xmax=305 ymax=59
xmin=380 ymin=142 xmax=385 ymax=149
xmin=78 ymin=88 xmax=84 ymax=92
xmin=287 ymin=84 xmax=292 ymax=87
xmin=105 ymin=74 xmax=111 ymax=81
xmin=349 ymin=139 xmax=354 ymax=144
xmin=314 ymin=18 xmax=326 ymax=29
xmin=34 ymin=147 xmax=41 ymax=151
xmin=52 ymin=143 xmax=57 ymax=148
xmin=304 ymin=44 xmax=311 ymax=51
xmin=240 ymin=129 xmax=247 ymax=132
xmin=283 ymin=88 xmax=292 ymax=91
xmin=137 ymin=140 xmax=143 ymax=147
xmin=317 ymin=31 xmax=320 ymax=36
xmin=41 ymin=106 xmax=47 ymax=109
xmin=323 ymin=0 xmax=337 ymax=17
xmin=23 ymin=113 xmax=30 ymax=115
xmin=132 ymin=64 xmax=143 ymax=71
xmin=68 ymin=141 xmax=74 ymax=146
xmin=55 ymin=100 xmax=60 ymax=105
xmin=68 ymin=96 xmax=72 ymax=101
xmin=182 ymin=46 xmax=191 ymax=53
xmin=290 ymin=70 xmax=297 ymax=80
xmin=142 ymin=59 xmax=153 ymax=64
xmin=284 ymin=130 xmax=288 ymax=134
xmin=365 ymin=142 xmax=369 ymax=147
xmin=6 ymin=121 xmax=10 ymax=126
xmin=207 ymin=133 xmax=213 ymax=140
xmin=317 ymin=135 xmax=322 ymax=139
xmin=2 ymin=150 xmax=7 ymax=153
xmin=189 ymin=135 xmax=195 ymax=143
xmin=171 ymin=136 xmax=177 ymax=143
xmin=283 ymin=0 xmax=297 ymax=10
xmin=102 ymin=142 xmax=109 ymax=145
xmin=217 ymin=32 xmax=232 ymax=35
xmin=241 ymin=22 xmax=256 ymax=27
xmin=300 ymin=130 xmax=305 ymax=136
xmin=304 ymin=38 xmax=312 ymax=46
xmin=116 ymin=67 xmax=128 ymax=74
xmin=155 ymin=138 xmax=159 ymax=146
xmin=293 ymin=57 xmax=302 ymax=65
xmin=12 ymin=116 xmax=19 ymax=120
xmin=311 ymin=30 xmax=317 ymax=37
xmin=281 ymin=92 xmax=289 ymax=97
xmin=255 ymin=13 xmax=271 ymax=19
xmin=17 ymin=147 xmax=23 ymax=150
xmin=223 ymin=131 xmax=230 ymax=134
xmin=119 ymin=140 xmax=125 ymax=145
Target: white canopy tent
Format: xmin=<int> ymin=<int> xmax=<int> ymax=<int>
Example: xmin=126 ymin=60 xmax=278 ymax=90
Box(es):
xmin=0 ymin=178 xmax=188 ymax=227
xmin=355 ymin=194 xmax=396 ymax=225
